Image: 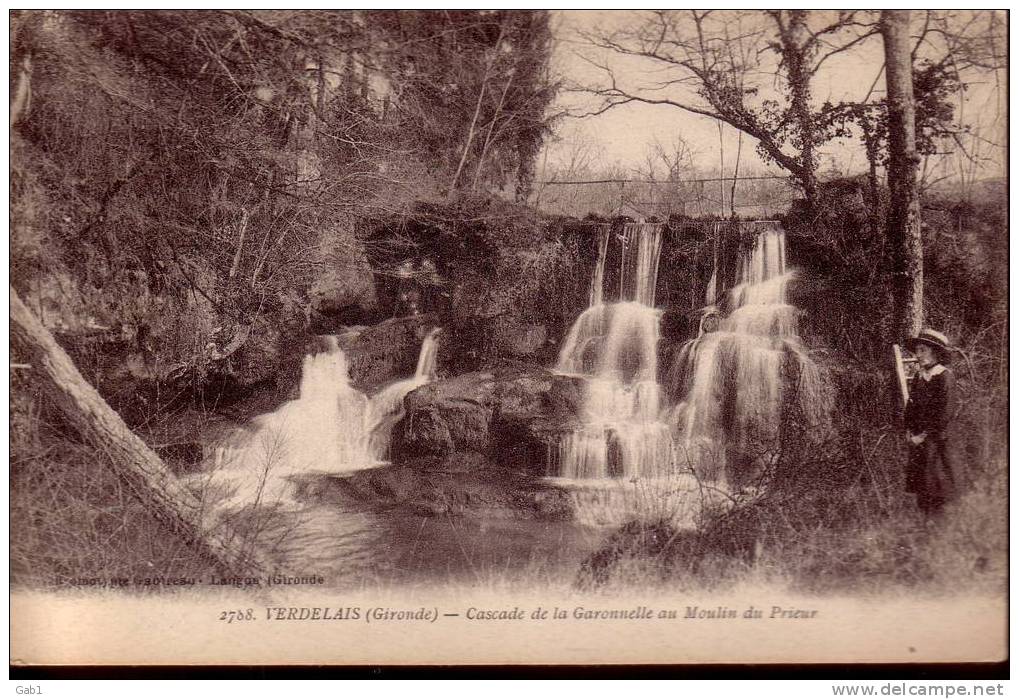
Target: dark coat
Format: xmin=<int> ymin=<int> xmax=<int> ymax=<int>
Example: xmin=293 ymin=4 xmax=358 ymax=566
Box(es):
xmin=904 ymin=366 xmax=961 ymax=514
xmin=905 ymin=366 xmax=956 ymax=439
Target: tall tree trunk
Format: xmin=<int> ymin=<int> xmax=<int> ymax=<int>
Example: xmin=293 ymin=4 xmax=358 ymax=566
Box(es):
xmin=780 ymin=11 xmax=819 ymax=214
xmin=881 ymin=10 xmax=924 ymax=337
xmin=10 ymin=286 xmax=270 ymax=577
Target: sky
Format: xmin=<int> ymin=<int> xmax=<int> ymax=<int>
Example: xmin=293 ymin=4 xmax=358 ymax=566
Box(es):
xmin=538 ymin=10 xmax=1007 ymax=184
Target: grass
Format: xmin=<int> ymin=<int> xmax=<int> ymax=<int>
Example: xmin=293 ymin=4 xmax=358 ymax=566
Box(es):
xmin=576 ymin=442 xmax=1007 ymax=596
xmin=8 ymin=393 xmax=297 ymax=590
xmin=9 ymin=411 xmax=217 ymax=589
xmin=14 ymin=407 xmax=1005 ymax=598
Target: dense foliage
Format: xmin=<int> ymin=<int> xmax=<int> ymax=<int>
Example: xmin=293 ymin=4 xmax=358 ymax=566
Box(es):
xmin=10 ymin=10 xmax=557 ymax=415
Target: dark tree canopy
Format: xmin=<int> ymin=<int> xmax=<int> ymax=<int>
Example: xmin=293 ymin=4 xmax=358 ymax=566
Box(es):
xmin=10 ymin=10 xmax=558 ymax=391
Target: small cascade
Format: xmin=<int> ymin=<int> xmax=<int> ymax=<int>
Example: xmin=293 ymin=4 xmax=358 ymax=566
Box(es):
xmin=667 ymin=222 xmax=825 ymax=488
xmin=551 ymin=223 xmax=674 ymax=480
xmin=589 ymin=225 xmax=609 ymax=307
xmin=704 ymin=268 xmax=717 ymax=306
xmin=364 ymin=328 xmax=441 ymax=460
xmin=207 ymin=328 xmax=441 ymax=509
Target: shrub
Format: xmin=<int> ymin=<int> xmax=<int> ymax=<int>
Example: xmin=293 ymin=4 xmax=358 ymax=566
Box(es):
xmin=9 ymin=401 xmax=217 ymax=589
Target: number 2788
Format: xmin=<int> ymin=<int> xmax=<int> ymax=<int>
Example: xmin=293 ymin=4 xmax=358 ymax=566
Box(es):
xmin=219 ymin=609 xmax=255 ymax=623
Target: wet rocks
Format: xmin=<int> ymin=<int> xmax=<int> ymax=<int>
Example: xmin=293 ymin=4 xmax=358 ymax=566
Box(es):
xmin=391 ymin=362 xmax=585 ymax=473
xmin=397 ymin=374 xmax=495 ymax=457
xmin=228 ymin=318 xmax=287 ymax=389
xmin=487 ymin=316 xmax=548 ymax=359
xmin=321 ymin=361 xmax=586 ymax=519
xmin=337 ymin=313 xmax=439 ymax=393
xmin=308 ymin=240 xmax=378 ymax=329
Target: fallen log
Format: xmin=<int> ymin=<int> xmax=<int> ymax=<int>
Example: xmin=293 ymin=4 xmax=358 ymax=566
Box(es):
xmin=10 ymin=285 xmax=271 ymax=577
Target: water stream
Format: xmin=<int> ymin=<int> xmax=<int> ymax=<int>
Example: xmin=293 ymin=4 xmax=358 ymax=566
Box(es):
xmin=191 ymin=220 xmax=826 ymax=585
xmin=553 ymin=223 xmax=673 ymax=481
xmin=550 ymin=220 xmax=826 ymax=514
xmin=666 ymin=222 xmax=825 ymax=488
xmin=205 ymin=329 xmax=440 ymax=509
xmin=196 ymin=327 xmax=602 ymax=586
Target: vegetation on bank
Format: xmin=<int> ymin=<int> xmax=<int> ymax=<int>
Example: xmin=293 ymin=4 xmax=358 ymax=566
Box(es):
xmin=10 ymin=385 xmax=217 ymax=587
xmin=580 ymin=181 xmax=1007 ymax=595
xmin=9 ymin=11 xmax=1007 ymax=595
xmin=11 ymin=182 xmax=1007 ymax=594
xmin=10 ymin=11 xmax=557 ymax=422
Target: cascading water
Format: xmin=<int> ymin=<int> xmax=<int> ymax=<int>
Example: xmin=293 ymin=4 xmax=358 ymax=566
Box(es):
xmin=589 ymin=225 xmax=609 ymax=307
xmin=667 ymin=221 xmax=825 ymax=488
xmin=550 ymin=220 xmax=826 ymax=526
xmin=552 ymin=222 xmax=674 ymax=481
xmin=364 ymin=330 xmax=440 ymax=460
xmin=207 ymin=328 xmax=441 ymax=509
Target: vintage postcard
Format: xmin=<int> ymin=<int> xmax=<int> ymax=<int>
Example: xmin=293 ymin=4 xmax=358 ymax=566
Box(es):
xmin=9 ymin=10 xmax=1007 ymax=669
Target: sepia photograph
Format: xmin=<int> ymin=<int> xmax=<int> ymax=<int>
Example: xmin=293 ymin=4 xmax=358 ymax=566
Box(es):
xmin=8 ymin=9 xmax=1008 ymax=672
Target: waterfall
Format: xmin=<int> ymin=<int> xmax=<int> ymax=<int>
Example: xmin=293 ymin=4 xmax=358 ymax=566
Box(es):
xmin=365 ymin=328 xmax=441 ymax=460
xmin=667 ymin=222 xmax=825 ymax=488
xmin=589 ymin=225 xmax=609 ymax=308
xmin=620 ymin=221 xmax=663 ymax=306
xmin=552 ymin=219 xmax=826 ymax=502
xmin=207 ymin=328 xmax=441 ymax=509
xmin=551 ymin=223 xmax=674 ymax=480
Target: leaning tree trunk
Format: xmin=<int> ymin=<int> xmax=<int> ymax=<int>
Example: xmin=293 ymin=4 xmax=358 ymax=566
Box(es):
xmin=10 ymin=286 xmax=271 ymax=577
xmin=881 ymin=10 xmax=924 ymax=338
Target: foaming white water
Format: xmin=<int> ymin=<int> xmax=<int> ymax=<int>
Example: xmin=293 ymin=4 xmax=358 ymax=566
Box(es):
xmin=365 ymin=327 xmax=440 ymax=461
xmin=207 ymin=328 xmax=441 ymax=509
xmin=551 ymin=223 xmax=674 ymax=481
xmin=549 ymin=473 xmax=714 ymax=528
xmin=414 ymin=329 xmax=440 ymax=378
xmin=620 ymin=222 xmax=663 ymax=307
xmin=556 ymin=304 xmax=607 ymax=376
xmin=590 ymin=225 xmax=610 ymax=307
xmin=550 ymin=220 xmax=827 ymax=517
xmin=738 ymin=226 xmax=787 ymax=287
xmin=705 ymin=267 xmax=717 ymax=306
xmin=668 ymin=222 xmax=826 ymax=488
